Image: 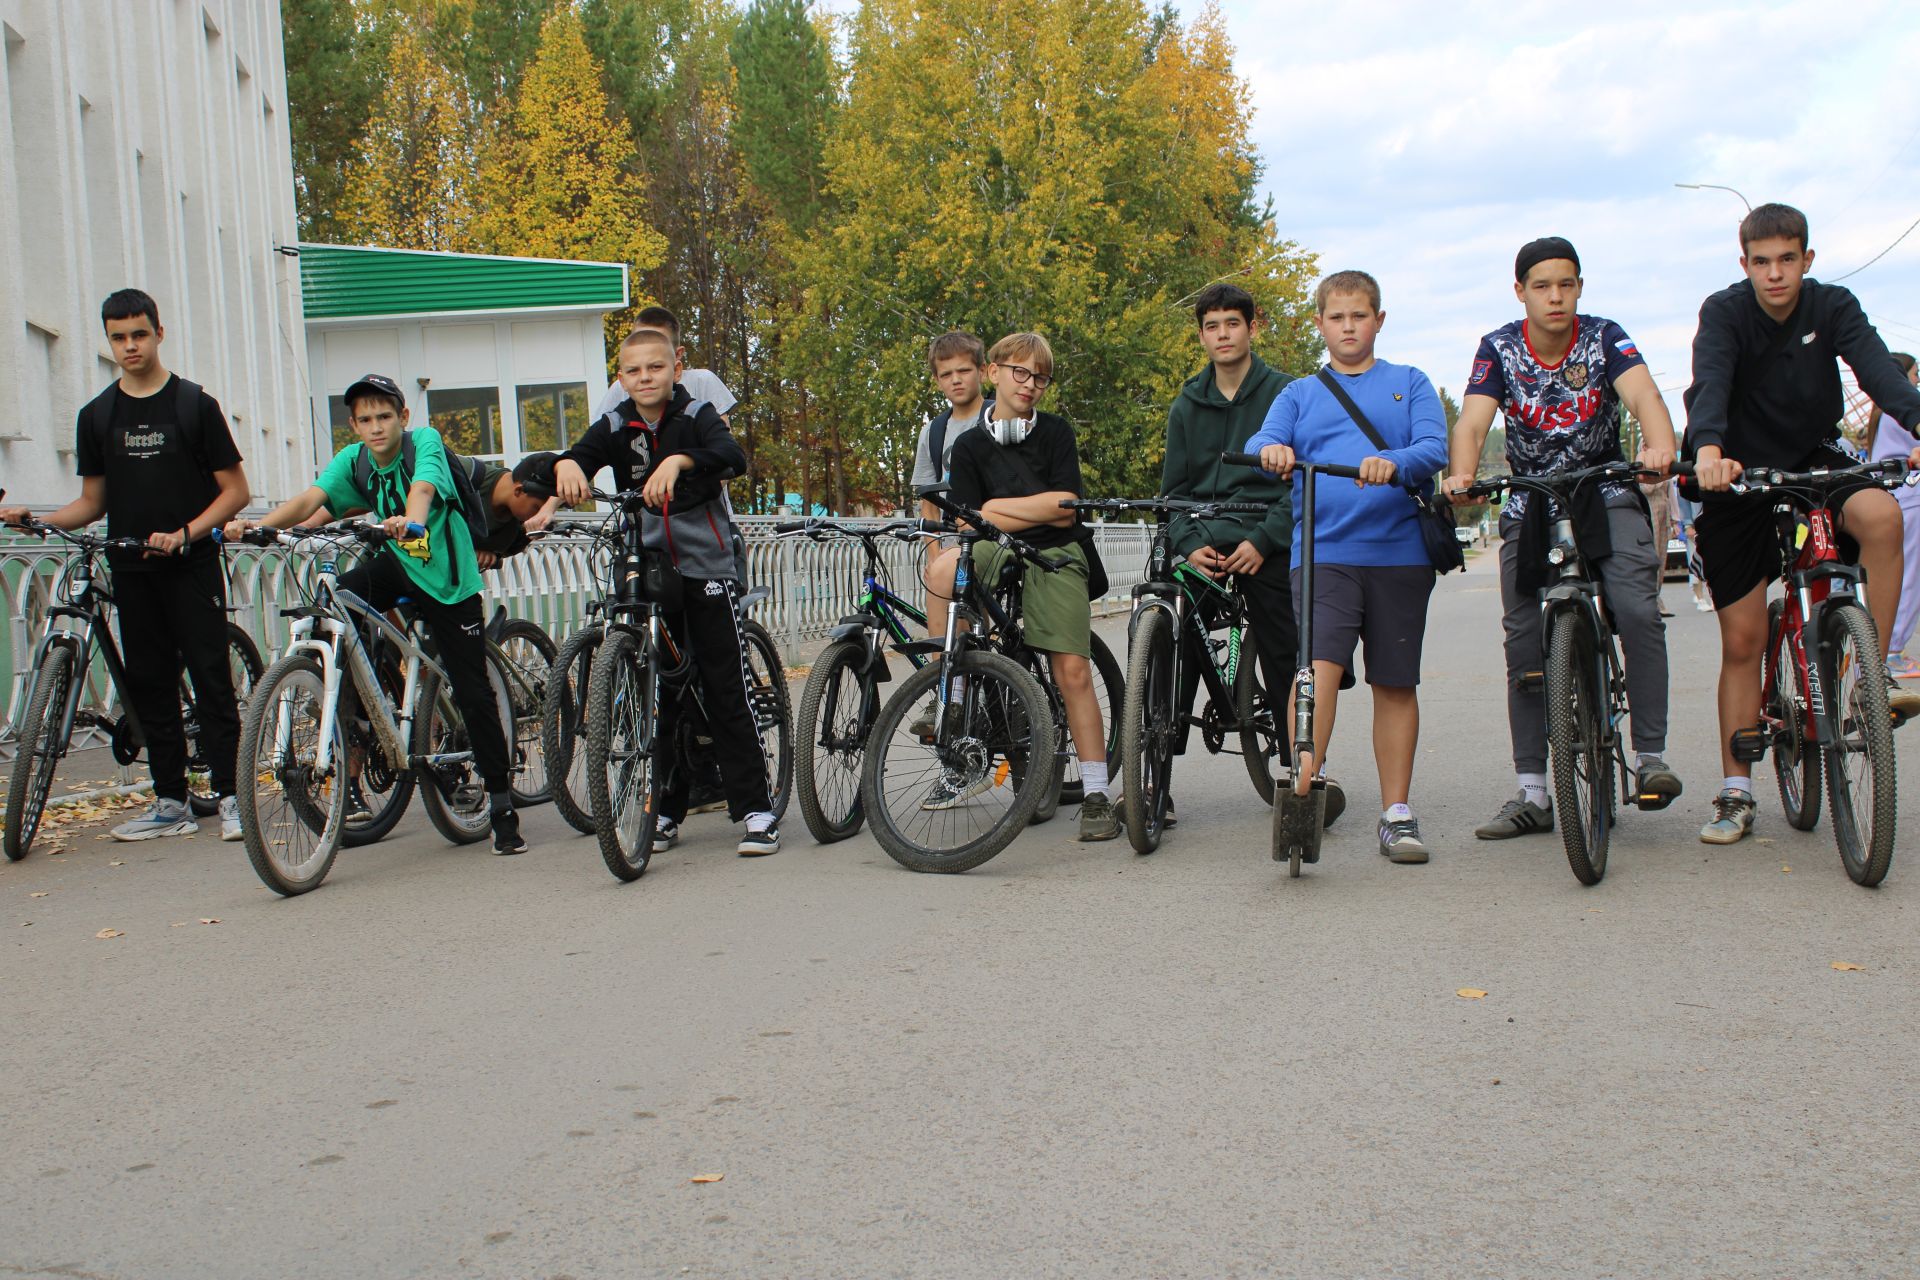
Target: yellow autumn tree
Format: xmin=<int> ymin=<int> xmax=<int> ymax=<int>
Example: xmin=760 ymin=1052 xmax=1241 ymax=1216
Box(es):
xmin=339 ymin=26 xmax=476 ymax=250
xmin=470 ymin=6 xmax=666 ymax=291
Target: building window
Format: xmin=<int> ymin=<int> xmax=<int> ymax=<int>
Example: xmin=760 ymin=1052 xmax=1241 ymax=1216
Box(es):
xmin=428 ymin=387 xmax=502 ymax=457
xmin=517 ymin=382 xmax=589 ymax=451
xmin=327 ymin=395 xmax=355 ymax=454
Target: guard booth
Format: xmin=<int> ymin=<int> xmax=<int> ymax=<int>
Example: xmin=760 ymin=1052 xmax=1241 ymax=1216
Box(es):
xmin=299 ymin=243 xmax=629 ymax=469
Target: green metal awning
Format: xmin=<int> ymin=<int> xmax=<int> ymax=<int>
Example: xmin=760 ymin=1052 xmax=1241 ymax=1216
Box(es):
xmin=299 ymin=243 xmax=629 ymax=322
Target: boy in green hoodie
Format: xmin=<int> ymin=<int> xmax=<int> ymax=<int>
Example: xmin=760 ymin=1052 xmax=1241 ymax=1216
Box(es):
xmin=1160 ymin=283 xmax=1301 ymax=818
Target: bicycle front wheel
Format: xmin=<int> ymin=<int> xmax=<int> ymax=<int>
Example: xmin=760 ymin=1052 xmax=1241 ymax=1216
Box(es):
xmin=586 ymin=628 xmax=661 ymax=881
xmin=237 ymin=653 xmax=346 ymax=896
xmin=187 ymin=622 xmax=265 ymax=817
xmin=742 ymin=619 xmax=793 ymax=819
xmin=1545 ymin=610 xmax=1612 ymax=886
xmin=1821 ymin=604 xmax=1896 ymax=886
xmin=860 ymin=649 xmax=1056 ymax=873
xmin=412 ymin=665 xmax=500 ymax=846
xmin=1119 ymin=608 xmax=1177 ymax=854
xmin=496 ymin=618 xmax=556 ymax=807
xmin=542 ymin=624 xmax=601 ymax=834
xmin=4 ymin=643 xmax=79 ymax=861
xmin=795 ymin=639 xmax=874 ymax=843
xmin=1767 ymin=599 xmax=1821 ymax=831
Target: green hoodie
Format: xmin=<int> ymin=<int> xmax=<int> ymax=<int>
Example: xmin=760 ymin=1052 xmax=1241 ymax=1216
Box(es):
xmin=1160 ymin=354 xmax=1294 ymax=560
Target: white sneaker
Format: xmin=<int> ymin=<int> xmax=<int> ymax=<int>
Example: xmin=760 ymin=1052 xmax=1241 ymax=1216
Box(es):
xmin=111 ymin=798 xmax=197 ymax=842
xmin=218 ymin=794 xmax=243 ymax=842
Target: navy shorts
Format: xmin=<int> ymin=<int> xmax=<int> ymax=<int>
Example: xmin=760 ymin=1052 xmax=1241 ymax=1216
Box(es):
xmin=1289 ymin=563 xmax=1436 ymax=688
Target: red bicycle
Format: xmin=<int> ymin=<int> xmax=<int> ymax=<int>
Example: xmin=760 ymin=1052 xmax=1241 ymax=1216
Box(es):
xmin=1738 ymin=458 xmax=1910 ymax=886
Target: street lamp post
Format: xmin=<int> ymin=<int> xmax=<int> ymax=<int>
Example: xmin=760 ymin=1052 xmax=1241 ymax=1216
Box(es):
xmin=1675 ymin=182 xmax=1754 ymax=212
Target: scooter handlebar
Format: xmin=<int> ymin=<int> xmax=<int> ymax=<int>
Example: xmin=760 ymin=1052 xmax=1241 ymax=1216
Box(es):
xmin=1221 ymin=451 xmax=1363 ymax=481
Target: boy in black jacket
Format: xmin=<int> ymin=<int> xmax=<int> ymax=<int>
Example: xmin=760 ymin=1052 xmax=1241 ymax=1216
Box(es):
xmin=1685 ymin=202 xmax=1920 ymax=845
xmin=551 ymin=329 xmax=779 ymax=854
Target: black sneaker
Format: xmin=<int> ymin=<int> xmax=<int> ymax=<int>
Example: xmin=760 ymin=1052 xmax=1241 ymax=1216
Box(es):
xmin=344 ymin=779 xmax=374 ymax=825
xmin=1475 ymin=792 xmax=1553 ymax=839
xmin=1321 ymin=778 xmax=1346 ymax=830
xmin=737 ymin=822 xmax=781 ymax=857
xmin=1162 ymin=794 xmax=1177 ymax=828
xmin=491 ymin=807 xmax=527 ymax=856
xmin=1634 ymin=757 xmax=1683 ymax=810
xmin=654 ymin=817 xmax=680 ymax=850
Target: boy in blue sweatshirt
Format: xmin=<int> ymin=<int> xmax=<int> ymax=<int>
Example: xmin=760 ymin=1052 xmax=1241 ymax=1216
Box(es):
xmin=1246 ymin=270 xmax=1449 ymax=863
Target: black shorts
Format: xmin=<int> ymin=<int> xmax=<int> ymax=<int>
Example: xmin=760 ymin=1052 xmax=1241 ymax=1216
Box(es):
xmin=1694 ymin=445 xmax=1870 ymax=607
xmin=1289 ymin=563 xmax=1436 ymax=688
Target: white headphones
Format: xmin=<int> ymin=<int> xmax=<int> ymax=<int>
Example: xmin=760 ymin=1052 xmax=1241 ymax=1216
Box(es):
xmin=988 ymin=413 xmax=1034 ymax=446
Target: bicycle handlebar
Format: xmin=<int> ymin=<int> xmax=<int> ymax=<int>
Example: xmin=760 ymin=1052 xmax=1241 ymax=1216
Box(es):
xmin=8 ymin=519 xmax=153 ymax=554
xmin=1456 ymin=459 xmax=1695 ymax=502
xmin=915 ymin=488 xmax=1066 ymax=572
xmin=1062 ymin=496 xmax=1271 ymax=518
xmin=1727 ymin=457 xmax=1910 ymax=496
xmin=1220 ymin=450 xmax=1364 ymax=481
xmin=772 ymin=517 xmax=954 ymax=541
xmin=238 ymin=521 xmax=413 ymax=548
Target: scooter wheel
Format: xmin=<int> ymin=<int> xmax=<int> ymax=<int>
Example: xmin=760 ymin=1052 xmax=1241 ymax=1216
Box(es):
xmin=1289 ymin=848 xmax=1302 ymax=878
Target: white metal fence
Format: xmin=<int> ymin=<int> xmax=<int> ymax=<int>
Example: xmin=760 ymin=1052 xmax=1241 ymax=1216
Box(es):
xmin=0 ymin=516 xmax=1152 ymax=759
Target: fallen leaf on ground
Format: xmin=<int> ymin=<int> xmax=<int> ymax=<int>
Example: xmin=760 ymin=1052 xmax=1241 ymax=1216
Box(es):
xmin=1832 ymin=962 xmax=1865 ymax=972
xmin=109 ymin=860 xmax=124 ymax=867
xmin=1782 ymin=866 xmax=1791 ymax=873
xmin=29 ymin=892 xmax=48 ymax=898
xmin=690 ymin=1173 xmax=725 ymax=1184
xmin=199 ymin=918 xmax=221 ymax=925
xmin=96 ymin=928 xmax=124 ymax=939
xmin=170 ymin=922 xmax=188 ymax=928
xmin=1456 ymin=988 xmax=1488 ymax=1000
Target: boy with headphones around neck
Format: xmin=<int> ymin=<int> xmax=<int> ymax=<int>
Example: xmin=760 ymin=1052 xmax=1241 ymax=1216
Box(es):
xmin=940 ymin=332 xmax=1118 ymax=841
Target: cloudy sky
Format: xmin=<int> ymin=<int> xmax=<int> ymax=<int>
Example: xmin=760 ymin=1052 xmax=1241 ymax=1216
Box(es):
xmin=1183 ymin=0 xmax=1920 ymax=424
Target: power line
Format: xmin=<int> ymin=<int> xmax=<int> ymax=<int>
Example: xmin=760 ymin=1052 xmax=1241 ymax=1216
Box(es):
xmin=1829 ymin=212 xmax=1920 ymax=282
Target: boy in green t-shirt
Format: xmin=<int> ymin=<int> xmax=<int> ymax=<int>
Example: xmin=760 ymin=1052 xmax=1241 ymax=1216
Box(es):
xmin=225 ymin=374 xmax=525 ymax=854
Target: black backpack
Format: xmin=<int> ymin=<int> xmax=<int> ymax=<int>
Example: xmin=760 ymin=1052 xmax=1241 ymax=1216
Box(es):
xmin=349 ymin=430 xmax=491 ymax=550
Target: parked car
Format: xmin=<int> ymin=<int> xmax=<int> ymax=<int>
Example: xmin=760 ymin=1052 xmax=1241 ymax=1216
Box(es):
xmin=1664 ymin=536 xmax=1689 ymax=582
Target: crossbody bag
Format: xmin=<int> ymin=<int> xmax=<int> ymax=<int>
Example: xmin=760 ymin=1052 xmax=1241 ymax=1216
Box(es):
xmin=1314 ymin=368 xmax=1464 ymax=575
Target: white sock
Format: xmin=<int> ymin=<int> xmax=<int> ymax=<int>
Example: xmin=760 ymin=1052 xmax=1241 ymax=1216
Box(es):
xmin=1517 ymin=772 xmax=1549 ymax=807
xmin=745 ymin=811 xmax=775 ymax=833
xmin=1079 ymin=760 xmax=1108 ymax=798
xmin=1383 ymin=803 xmax=1412 ymax=822
xmin=1636 ymin=752 xmax=1666 ymax=769
xmin=1722 ymin=776 xmax=1752 ymax=797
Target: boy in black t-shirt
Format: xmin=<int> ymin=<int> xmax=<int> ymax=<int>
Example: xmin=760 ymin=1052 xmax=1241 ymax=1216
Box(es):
xmin=944 ymin=331 xmax=1117 ymax=842
xmin=1 ymin=290 xmax=252 ymax=842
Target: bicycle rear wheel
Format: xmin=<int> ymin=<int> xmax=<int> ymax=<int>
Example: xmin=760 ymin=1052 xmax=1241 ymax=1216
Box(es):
xmin=496 ymin=618 xmax=555 ymax=807
xmin=541 ymin=624 xmax=601 ymax=834
xmin=1119 ymin=609 xmax=1177 ymax=854
xmin=1546 ymin=610 xmax=1612 ymax=886
xmin=186 ymin=623 xmax=264 ymax=817
xmin=795 ymin=639 xmax=873 ymax=843
xmin=1820 ymin=604 xmax=1895 ymax=886
xmin=4 ymin=643 xmax=78 ymax=861
xmin=1767 ymin=600 xmax=1821 ymax=831
xmin=1234 ymin=631 xmax=1282 ymax=806
xmin=586 ymin=629 xmax=660 ymax=881
xmin=860 ymin=649 xmax=1055 ymax=873
xmin=413 ymin=665 xmax=500 ymax=846
xmin=741 ymin=619 xmax=793 ymax=819
xmin=237 ymin=653 xmax=346 ymax=896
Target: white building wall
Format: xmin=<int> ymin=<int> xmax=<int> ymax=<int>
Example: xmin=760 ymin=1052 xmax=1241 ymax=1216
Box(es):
xmin=0 ymin=0 xmax=310 ymax=507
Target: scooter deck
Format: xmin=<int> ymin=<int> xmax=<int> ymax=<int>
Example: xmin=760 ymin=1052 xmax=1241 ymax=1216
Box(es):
xmin=1273 ymin=777 xmax=1327 ymax=865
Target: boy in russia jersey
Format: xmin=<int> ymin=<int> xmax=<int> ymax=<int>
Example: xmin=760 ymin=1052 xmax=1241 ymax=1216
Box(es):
xmin=1443 ymin=237 xmax=1683 ymax=841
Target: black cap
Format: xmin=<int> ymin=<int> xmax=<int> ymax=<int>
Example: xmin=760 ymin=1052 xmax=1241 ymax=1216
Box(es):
xmin=511 ymin=451 xmax=562 ymax=498
xmin=1515 ymin=237 xmax=1581 ymax=283
xmin=343 ymin=372 xmax=405 ymax=407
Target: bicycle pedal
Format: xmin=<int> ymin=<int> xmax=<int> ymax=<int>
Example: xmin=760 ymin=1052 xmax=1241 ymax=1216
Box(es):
xmin=1635 ymin=791 xmax=1676 ymax=812
xmin=1729 ymin=727 xmax=1767 ymax=764
xmin=1517 ymin=669 xmax=1545 ymax=693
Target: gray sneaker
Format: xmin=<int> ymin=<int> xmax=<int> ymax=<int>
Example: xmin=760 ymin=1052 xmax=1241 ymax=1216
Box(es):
xmin=907 ymin=697 xmax=938 ymax=740
xmin=921 ymin=772 xmax=992 ymax=810
xmin=111 ymin=797 xmax=197 ymax=842
xmin=1634 ymin=756 xmax=1683 ymax=810
xmin=1378 ymin=814 xmax=1430 ymax=864
xmin=1475 ymin=792 xmax=1553 ymax=839
xmin=1699 ymin=788 xmax=1756 ymax=845
xmin=218 ymin=794 xmax=243 ymax=842
xmin=1077 ymin=792 xmax=1121 ymax=842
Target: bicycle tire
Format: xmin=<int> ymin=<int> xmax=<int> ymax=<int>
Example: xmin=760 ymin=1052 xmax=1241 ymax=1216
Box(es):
xmin=1233 ymin=631 xmax=1281 ymax=806
xmin=337 ymin=649 xmax=415 ymax=847
xmin=496 ymin=618 xmax=556 ymax=807
xmin=794 ymin=639 xmax=872 ymax=844
xmin=1546 ymin=610 xmax=1611 ymax=886
xmin=541 ymin=624 xmax=601 ymax=834
xmin=1820 ymin=604 xmax=1896 ymax=887
xmin=859 ymin=649 xmax=1055 ymax=873
xmin=237 ymin=653 xmax=346 ymax=896
xmin=741 ymin=619 xmax=794 ymax=820
xmin=4 ymin=643 xmax=78 ymax=861
xmin=1119 ymin=608 xmax=1176 ymax=854
xmin=413 ymin=665 xmax=499 ymax=846
xmin=1767 ymin=599 xmax=1821 ymax=831
xmin=1057 ymin=632 xmax=1122 ymax=807
xmin=585 ymin=628 xmax=660 ymax=881
xmin=187 ymin=623 xmax=265 ymax=817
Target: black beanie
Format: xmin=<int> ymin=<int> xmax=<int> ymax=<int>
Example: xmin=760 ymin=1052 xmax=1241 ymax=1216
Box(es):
xmin=1515 ymin=237 xmax=1581 ymax=283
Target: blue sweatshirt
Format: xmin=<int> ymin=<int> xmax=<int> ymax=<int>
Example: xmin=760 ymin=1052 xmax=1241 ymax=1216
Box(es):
xmin=1245 ymin=360 xmax=1449 ymax=569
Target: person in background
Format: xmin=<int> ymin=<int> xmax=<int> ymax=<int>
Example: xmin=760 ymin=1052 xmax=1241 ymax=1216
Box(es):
xmin=1869 ymin=351 xmax=1920 ymax=676
xmin=1642 ymin=471 xmax=1675 ymax=617
xmin=1672 ymin=476 xmax=1712 ymax=613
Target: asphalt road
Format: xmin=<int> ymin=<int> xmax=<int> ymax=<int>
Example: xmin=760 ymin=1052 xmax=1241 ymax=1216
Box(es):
xmin=5 ymin=546 xmax=1919 ymax=1279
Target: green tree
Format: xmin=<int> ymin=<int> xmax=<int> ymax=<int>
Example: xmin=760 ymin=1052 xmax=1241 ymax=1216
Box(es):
xmin=730 ymin=0 xmax=834 ymax=234
xmin=339 ymin=26 xmax=477 ymax=251
xmin=284 ymin=0 xmax=387 ymax=241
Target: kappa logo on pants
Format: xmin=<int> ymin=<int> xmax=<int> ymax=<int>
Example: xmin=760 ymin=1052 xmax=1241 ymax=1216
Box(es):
xmin=704 ymin=580 xmax=726 ymax=597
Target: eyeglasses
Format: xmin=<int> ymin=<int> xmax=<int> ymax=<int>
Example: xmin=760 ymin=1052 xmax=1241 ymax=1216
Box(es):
xmin=1003 ymin=364 xmax=1053 ymax=390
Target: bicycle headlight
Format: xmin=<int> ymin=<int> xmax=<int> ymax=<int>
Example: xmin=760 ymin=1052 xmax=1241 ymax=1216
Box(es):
xmin=1545 ymin=546 xmax=1567 ymax=566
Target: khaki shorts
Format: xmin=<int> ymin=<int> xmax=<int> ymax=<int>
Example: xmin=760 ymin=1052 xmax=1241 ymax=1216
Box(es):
xmin=970 ymin=540 xmax=1091 ymax=658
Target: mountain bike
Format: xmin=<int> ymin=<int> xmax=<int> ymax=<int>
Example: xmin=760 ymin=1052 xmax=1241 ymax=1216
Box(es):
xmin=577 ymin=491 xmax=793 ymax=881
xmin=1064 ymin=496 xmax=1282 ymax=854
xmin=4 ymin=520 xmax=261 ymax=860
xmin=232 ymin=523 xmax=519 ymax=895
xmin=486 ymin=606 xmax=554 ymax=808
xmin=1734 ymin=459 xmax=1911 ymax=887
xmin=1457 ymin=461 xmax=1692 ymax=885
xmin=775 ymin=517 xmax=946 ymax=843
